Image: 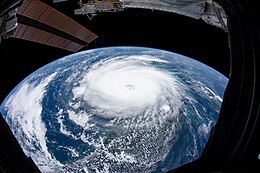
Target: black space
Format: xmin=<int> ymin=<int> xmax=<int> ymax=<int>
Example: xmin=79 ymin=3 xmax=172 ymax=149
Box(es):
xmin=0 ymin=5 xmax=230 ymax=103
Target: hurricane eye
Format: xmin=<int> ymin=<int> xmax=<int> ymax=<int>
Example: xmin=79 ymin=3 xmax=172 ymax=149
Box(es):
xmin=125 ymin=84 xmax=135 ymax=91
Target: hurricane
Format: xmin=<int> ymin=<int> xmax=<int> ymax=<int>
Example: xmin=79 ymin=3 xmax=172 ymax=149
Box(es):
xmin=0 ymin=47 xmax=228 ymax=173
xmin=73 ymin=55 xmax=182 ymax=117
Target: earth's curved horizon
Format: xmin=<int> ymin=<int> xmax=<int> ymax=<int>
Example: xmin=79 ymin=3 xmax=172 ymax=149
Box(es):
xmin=0 ymin=46 xmax=228 ymax=172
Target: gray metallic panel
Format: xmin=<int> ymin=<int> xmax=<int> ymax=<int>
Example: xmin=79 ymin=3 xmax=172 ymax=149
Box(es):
xmin=123 ymin=0 xmax=206 ymax=19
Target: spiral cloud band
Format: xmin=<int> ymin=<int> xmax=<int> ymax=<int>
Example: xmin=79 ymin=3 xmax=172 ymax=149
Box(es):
xmin=73 ymin=55 xmax=183 ymax=117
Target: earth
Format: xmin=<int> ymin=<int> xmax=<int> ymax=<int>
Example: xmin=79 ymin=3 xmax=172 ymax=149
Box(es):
xmin=0 ymin=47 xmax=228 ymax=173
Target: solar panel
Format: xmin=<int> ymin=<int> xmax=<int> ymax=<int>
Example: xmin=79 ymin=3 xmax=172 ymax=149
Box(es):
xmin=13 ymin=24 xmax=85 ymax=52
xmin=12 ymin=0 xmax=98 ymax=52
